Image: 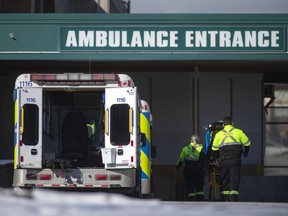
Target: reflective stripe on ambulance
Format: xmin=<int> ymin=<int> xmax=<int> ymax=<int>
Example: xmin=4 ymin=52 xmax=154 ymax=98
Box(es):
xmin=140 ymin=112 xmax=151 ymax=180
xmin=13 ymin=89 xmax=19 ymax=169
xmin=140 ymin=100 xmax=152 ymax=195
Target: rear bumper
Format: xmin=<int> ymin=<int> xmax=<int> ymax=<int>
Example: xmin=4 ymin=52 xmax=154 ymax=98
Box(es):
xmin=13 ymin=168 xmax=136 ymax=190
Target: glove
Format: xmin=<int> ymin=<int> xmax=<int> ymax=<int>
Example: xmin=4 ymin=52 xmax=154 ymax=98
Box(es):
xmin=243 ymin=146 xmax=250 ymax=158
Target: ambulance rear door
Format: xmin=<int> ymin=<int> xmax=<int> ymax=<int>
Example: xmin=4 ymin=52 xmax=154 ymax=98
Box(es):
xmin=104 ymin=87 xmax=139 ymax=169
xmin=18 ymin=87 xmax=43 ymax=169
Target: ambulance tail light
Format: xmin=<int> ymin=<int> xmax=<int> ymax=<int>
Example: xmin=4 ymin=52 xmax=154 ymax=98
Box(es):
xmin=39 ymin=174 xmax=52 ymax=180
xmin=110 ymin=175 xmax=121 ymax=181
xmin=30 ymin=73 xmax=119 ymax=84
xmin=96 ymin=174 xmax=108 ymax=181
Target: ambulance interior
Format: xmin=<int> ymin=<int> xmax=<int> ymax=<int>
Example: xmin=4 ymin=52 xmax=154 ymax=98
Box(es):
xmin=36 ymin=90 xmax=129 ymax=168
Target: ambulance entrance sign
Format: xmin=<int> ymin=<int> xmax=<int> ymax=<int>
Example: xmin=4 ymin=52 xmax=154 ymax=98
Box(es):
xmin=60 ymin=26 xmax=286 ymax=53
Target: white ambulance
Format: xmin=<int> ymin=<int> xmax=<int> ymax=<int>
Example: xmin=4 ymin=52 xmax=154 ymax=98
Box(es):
xmin=12 ymin=73 xmax=153 ymax=197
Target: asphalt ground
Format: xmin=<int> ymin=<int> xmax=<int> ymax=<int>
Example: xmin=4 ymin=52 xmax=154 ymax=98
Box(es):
xmin=0 ymin=188 xmax=287 ymax=216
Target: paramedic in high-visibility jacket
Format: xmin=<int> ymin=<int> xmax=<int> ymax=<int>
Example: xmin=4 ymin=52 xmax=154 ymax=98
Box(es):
xmin=211 ymin=116 xmax=251 ymax=202
xmin=176 ymin=134 xmax=206 ymax=201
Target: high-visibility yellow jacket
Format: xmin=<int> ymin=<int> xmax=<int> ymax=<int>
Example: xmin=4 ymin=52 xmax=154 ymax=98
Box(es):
xmin=212 ymin=125 xmax=251 ymax=158
xmin=176 ymin=143 xmax=204 ymax=169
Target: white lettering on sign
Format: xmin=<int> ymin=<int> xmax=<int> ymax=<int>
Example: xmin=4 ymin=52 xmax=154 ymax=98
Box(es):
xmin=195 ymin=31 xmax=207 ymax=47
xmin=185 ymin=30 xmax=280 ymax=48
xmin=258 ymin=31 xmax=269 ymax=47
xmin=271 ymin=31 xmax=280 ymax=47
xmin=131 ymin=31 xmax=142 ymax=47
xmin=245 ymin=31 xmax=256 ymax=47
xmin=185 ymin=31 xmax=194 ymax=47
xmin=96 ymin=31 xmax=107 ymax=47
xmin=66 ymin=31 xmax=77 ymax=47
xmin=65 ymin=30 xmax=179 ymax=48
xmin=79 ymin=31 xmax=94 ymax=47
xmin=220 ymin=31 xmax=231 ymax=47
xmin=65 ymin=30 xmax=280 ymax=49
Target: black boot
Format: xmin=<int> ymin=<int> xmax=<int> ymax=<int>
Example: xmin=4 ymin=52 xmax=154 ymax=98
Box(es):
xmin=221 ymin=194 xmax=229 ymax=201
xmin=229 ymin=194 xmax=239 ymax=202
xmin=187 ymin=196 xmax=196 ymax=201
xmin=196 ymin=195 xmax=204 ymax=201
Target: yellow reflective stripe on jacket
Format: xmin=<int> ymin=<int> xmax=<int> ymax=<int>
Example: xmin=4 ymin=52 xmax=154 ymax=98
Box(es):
xmin=219 ymin=128 xmax=239 ymax=146
xmin=230 ymin=190 xmax=239 ymax=195
xmin=221 ymin=190 xmax=230 ymax=195
xmin=179 ymin=143 xmax=203 ymax=162
xmin=221 ymin=190 xmax=239 ymax=195
xmin=242 ymin=140 xmax=250 ymax=146
xmin=188 ymin=192 xmax=196 ymax=197
xmin=212 ymin=125 xmax=250 ymax=150
xmin=196 ymin=191 xmax=204 ymax=195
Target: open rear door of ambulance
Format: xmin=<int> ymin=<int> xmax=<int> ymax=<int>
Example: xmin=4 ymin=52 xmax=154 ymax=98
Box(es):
xmin=18 ymin=87 xmax=43 ymax=169
xmin=104 ymin=87 xmax=140 ymax=169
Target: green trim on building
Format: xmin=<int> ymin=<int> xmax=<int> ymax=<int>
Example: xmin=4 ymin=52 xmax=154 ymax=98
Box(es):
xmin=0 ymin=13 xmax=288 ymax=61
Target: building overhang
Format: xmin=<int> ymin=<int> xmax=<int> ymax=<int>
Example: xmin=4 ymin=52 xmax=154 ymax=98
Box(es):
xmin=0 ymin=13 xmax=288 ymax=61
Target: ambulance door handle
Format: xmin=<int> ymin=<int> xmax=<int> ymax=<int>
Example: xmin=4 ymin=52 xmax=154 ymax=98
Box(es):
xmin=20 ymin=108 xmax=24 ymax=134
xmin=105 ymin=108 xmax=109 ymax=135
xmin=129 ymin=108 xmax=133 ymax=135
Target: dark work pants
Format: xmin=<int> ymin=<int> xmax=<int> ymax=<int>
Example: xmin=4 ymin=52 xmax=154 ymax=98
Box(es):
xmin=220 ymin=157 xmax=241 ymax=201
xmin=183 ymin=163 xmax=204 ymax=201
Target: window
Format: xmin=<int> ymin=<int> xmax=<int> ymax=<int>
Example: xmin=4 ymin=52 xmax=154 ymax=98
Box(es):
xmin=110 ymin=104 xmax=130 ymax=145
xmin=265 ymin=84 xmax=288 ymax=167
xmin=22 ymin=104 xmax=39 ymax=145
